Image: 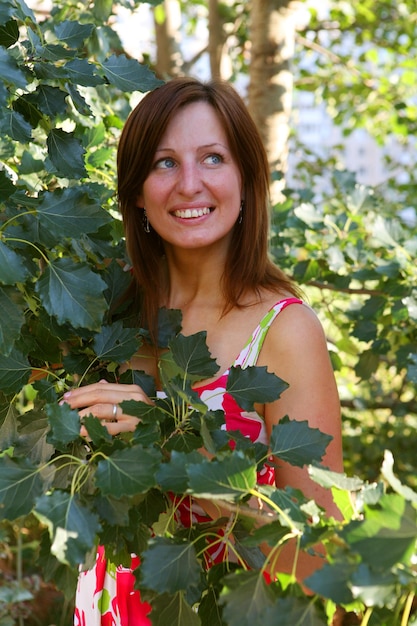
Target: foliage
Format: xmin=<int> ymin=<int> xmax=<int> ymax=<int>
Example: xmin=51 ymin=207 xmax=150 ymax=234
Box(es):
xmin=0 ymin=1 xmax=416 ymax=625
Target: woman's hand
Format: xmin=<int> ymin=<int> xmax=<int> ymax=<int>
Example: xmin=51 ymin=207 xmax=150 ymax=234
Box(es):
xmin=61 ymin=379 xmax=153 ymax=436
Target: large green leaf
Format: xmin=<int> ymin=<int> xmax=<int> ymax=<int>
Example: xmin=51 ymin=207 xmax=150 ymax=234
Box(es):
xmin=156 ymin=450 xmax=202 ymax=493
xmin=47 ymin=128 xmax=86 ymax=179
xmin=0 ymin=455 xmax=44 ymax=520
xmin=0 ymin=347 xmax=31 ymax=394
xmin=0 ymin=241 xmax=30 ymax=284
xmin=150 ymin=592 xmax=201 ymax=626
xmin=37 ymin=187 xmax=111 ymax=242
xmin=263 ymin=597 xmax=326 ymax=626
xmin=35 ymin=491 xmax=101 ymax=566
xmin=45 ymin=403 xmax=81 ymax=448
xmin=219 ymin=570 xmax=276 ymax=626
xmin=92 ymin=322 xmax=140 ymax=363
xmin=35 ymin=258 xmax=107 ymax=330
xmin=341 ymin=493 xmax=417 ymax=570
xmin=54 ymin=20 xmax=95 ymax=49
xmin=101 ymin=54 xmax=163 ymax=92
xmin=187 ymin=451 xmax=256 ymax=501
xmin=226 ymin=366 xmax=289 ymax=412
xmin=0 ymin=397 xmax=18 ymax=448
xmin=0 ymin=47 xmax=27 ymax=88
xmin=169 ymin=332 xmax=219 ymax=380
xmin=141 ymin=537 xmax=201 ymax=595
xmin=0 ymin=287 xmax=24 ymax=356
xmin=0 ymin=170 xmax=15 ymax=200
xmin=95 ymin=446 xmax=161 ymax=497
xmin=0 ymin=109 xmax=32 ymax=141
xmin=305 ymin=562 xmax=357 ymax=605
xmin=269 ymin=416 xmax=333 ymax=467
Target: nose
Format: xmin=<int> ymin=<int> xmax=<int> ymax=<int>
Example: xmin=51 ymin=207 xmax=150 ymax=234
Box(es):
xmin=176 ymin=161 xmax=203 ymax=197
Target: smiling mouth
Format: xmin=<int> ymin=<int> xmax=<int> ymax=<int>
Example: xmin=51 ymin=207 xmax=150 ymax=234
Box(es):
xmin=172 ymin=207 xmax=212 ymax=219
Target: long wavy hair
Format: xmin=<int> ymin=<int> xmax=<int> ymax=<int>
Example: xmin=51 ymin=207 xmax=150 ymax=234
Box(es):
xmin=117 ymin=77 xmax=298 ymax=339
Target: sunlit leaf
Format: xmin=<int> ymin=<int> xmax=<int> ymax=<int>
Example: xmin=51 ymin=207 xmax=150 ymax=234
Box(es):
xmin=187 ymin=451 xmax=256 ymax=501
xmin=341 ymin=493 xmax=417 ymax=570
xmin=35 ymin=491 xmax=101 ymax=566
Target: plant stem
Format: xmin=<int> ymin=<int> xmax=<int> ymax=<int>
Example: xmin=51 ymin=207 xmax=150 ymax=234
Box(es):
xmin=401 ymin=591 xmax=415 ymax=626
xmin=360 ymin=607 xmax=373 ymax=626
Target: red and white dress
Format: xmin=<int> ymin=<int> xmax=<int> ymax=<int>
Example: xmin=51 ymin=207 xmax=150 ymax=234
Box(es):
xmin=74 ymin=297 xmax=303 ymax=626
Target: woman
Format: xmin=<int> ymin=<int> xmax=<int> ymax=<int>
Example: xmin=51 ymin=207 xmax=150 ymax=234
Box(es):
xmin=67 ymin=77 xmax=343 ymax=625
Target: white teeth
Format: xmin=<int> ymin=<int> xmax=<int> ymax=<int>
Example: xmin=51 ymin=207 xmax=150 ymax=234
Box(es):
xmin=173 ymin=207 xmax=211 ymax=219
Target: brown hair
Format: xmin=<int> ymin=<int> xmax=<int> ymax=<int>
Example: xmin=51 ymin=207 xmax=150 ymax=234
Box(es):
xmin=117 ymin=76 xmax=298 ymax=338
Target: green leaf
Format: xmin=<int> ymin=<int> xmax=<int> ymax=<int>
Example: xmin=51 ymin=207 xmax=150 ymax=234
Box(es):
xmin=156 ymin=450 xmax=202 ymax=493
xmin=0 ymin=398 xmax=18 ymax=449
xmin=269 ymin=417 xmax=333 ymax=467
xmin=350 ymin=563 xmax=396 ymax=607
xmin=0 ymin=348 xmax=31 ymax=394
xmin=170 ymin=332 xmax=219 ymax=380
xmin=341 ymin=493 xmax=417 ymax=570
xmin=262 ymin=597 xmax=327 ymax=626
xmin=45 ymin=403 xmax=80 ymax=447
xmin=0 ymin=455 xmax=44 ymax=520
xmin=95 ymin=446 xmax=161 ymax=497
xmin=92 ymin=322 xmax=140 ymax=363
xmin=0 ymin=110 xmax=32 ymax=141
xmin=141 ymin=537 xmax=201 ymax=595
xmin=0 ymin=287 xmax=24 ymax=356
xmin=219 ymin=570 xmax=276 ymax=626
xmin=187 ymin=451 xmax=256 ymax=501
xmin=54 ymin=21 xmax=95 ymax=49
xmin=47 ymin=128 xmax=86 ymax=179
xmin=0 ymin=19 xmax=19 ymax=48
xmin=101 ymin=54 xmax=163 ymax=92
xmin=0 ymin=170 xmax=15 ymax=201
xmin=305 ymin=562 xmax=356 ymax=604
xmin=35 ymin=258 xmax=107 ymax=331
xmin=35 ymin=491 xmax=101 ymax=566
xmin=0 ymin=47 xmax=27 ymax=88
xmin=150 ymin=592 xmax=201 ymax=626
xmin=65 ymin=58 xmax=105 ymax=87
xmin=37 ymin=187 xmax=111 ymax=242
xmin=0 ymin=241 xmax=30 ymax=284
xmin=226 ymin=366 xmax=288 ymax=412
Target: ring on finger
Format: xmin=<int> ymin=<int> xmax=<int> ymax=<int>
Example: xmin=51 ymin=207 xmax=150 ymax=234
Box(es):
xmin=111 ymin=404 xmax=118 ymax=421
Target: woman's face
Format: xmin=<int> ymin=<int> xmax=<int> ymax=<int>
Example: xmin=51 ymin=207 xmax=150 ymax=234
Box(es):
xmin=137 ymin=101 xmax=242 ymax=254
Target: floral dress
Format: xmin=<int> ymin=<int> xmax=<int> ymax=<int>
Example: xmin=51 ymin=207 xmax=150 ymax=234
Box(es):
xmin=74 ymin=297 xmax=303 ymax=626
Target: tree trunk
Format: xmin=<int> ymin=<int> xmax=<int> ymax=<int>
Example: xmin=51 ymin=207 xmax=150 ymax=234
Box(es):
xmin=208 ymin=0 xmax=224 ymax=79
xmin=154 ymin=0 xmax=182 ymax=78
xmin=248 ymin=0 xmax=299 ymax=203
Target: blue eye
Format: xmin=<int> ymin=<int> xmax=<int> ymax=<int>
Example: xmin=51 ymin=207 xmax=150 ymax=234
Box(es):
xmin=205 ymin=154 xmax=223 ymax=165
xmin=155 ymin=158 xmax=175 ymax=169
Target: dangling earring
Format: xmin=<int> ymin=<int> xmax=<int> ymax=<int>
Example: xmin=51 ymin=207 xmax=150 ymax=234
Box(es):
xmin=142 ymin=208 xmax=151 ymax=233
xmin=238 ymin=200 xmax=244 ymax=224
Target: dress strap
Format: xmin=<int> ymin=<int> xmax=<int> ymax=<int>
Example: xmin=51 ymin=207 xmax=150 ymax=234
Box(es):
xmin=233 ymin=297 xmax=303 ymax=368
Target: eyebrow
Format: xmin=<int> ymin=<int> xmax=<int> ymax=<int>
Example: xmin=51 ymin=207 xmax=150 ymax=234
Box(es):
xmin=155 ymin=142 xmax=229 ymax=153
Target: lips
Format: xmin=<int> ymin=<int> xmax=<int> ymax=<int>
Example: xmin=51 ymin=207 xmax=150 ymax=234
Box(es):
xmin=172 ymin=207 xmax=212 ymax=219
